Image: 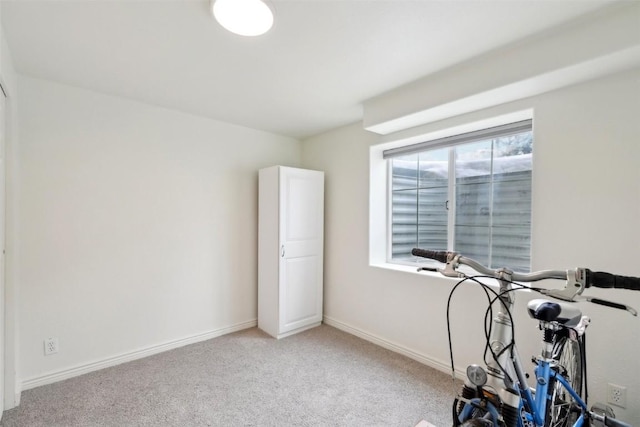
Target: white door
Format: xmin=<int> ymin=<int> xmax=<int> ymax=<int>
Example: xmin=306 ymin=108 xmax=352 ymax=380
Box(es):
xmin=279 ymin=167 xmax=323 ymax=334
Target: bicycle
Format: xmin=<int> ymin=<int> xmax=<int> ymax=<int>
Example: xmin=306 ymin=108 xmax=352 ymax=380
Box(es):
xmin=411 ymin=248 xmax=640 ymax=427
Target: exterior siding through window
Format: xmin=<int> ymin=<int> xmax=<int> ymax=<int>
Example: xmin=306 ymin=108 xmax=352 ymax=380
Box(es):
xmin=389 ymin=125 xmax=532 ymax=272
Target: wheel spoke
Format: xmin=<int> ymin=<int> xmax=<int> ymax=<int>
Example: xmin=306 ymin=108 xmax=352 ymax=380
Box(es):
xmin=547 ymin=335 xmax=583 ymax=427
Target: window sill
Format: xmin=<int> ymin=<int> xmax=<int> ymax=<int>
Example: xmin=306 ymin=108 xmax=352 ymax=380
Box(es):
xmin=370 ymin=261 xmax=427 ymax=276
xmin=370 ymin=261 xmax=530 ymax=291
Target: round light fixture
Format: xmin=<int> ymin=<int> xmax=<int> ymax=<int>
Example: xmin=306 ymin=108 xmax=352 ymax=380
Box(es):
xmin=212 ymin=0 xmax=274 ymax=37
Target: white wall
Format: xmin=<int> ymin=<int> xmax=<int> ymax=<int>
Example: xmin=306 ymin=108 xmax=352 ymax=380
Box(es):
xmin=16 ymin=76 xmax=301 ymax=388
xmin=363 ymin=2 xmax=640 ymax=135
xmin=302 ymin=69 xmax=640 ymax=422
xmin=1 ymin=23 xmax=20 ymax=409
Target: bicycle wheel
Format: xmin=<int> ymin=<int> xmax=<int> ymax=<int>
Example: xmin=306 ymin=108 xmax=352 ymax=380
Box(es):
xmin=547 ymin=335 xmax=583 ymax=427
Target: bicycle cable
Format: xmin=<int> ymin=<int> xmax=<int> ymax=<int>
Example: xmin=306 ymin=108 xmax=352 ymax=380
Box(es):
xmin=445 ymin=274 xmax=493 ymax=380
xmin=446 ymin=275 xmax=521 ymax=386
xmin=445 ymin=273 xmax=570 ymax=392
xmin=479 ymin=279 xmax=536 ymax=387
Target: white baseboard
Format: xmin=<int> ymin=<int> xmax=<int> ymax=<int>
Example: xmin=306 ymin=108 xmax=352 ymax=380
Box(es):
xmin=21 ymin=319 xmax=257 ymax=391
xmin=21 ymin=317 xmax=460 ymax=393
xmin=3 ymin=383 xmax=21 ymax=411
xmin=323 ymin=315 xmax=464 ymax=378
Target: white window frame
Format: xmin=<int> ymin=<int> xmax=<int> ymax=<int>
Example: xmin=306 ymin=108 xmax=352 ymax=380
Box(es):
xmin=369 ymin=112 xmax=534 ymax=273
xmin=383 ymin=120 xmax=532 ymax=271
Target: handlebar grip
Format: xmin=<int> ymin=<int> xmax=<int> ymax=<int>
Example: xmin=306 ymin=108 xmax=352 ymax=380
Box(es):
xmin=411 ymin=248 xmax=449 ymax=263
xmin=587 ymin=270 xmax=640 ymax=291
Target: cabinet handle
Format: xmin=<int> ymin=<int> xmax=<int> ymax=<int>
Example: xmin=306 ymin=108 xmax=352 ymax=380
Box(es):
xmin=281 ymin=245 xmax=285 ymax=257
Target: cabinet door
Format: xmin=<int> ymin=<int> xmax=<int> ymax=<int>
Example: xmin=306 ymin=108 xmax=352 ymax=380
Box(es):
xmin=279 ymin=168 xmax=324 ymax=334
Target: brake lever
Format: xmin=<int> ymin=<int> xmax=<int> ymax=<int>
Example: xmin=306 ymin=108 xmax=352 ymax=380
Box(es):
xmin=537 ymin=268 xmax=638 ymax=316
xmin=417 ymin=253 xmax=465 ymax=278
xmin=538 ymin=269 xmax=586 ymax=302
xmin=417 ymin=266 xmax=466 ymax=279
xmin=583 ymin=296 xmax=638 ymax=316
xmin=440 ymin=253 xmax=465 ymax=278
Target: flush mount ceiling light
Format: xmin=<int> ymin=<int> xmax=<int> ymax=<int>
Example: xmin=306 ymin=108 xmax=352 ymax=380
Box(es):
xmin=212 ymin=0 xmax=274 ymax=37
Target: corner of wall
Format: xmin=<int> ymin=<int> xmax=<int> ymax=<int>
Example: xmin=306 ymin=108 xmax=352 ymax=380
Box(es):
xmin=1 ymin=20 xmax=21 ymax=411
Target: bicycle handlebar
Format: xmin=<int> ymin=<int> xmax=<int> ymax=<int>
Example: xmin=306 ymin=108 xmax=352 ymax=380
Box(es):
xmin=411 ymin=248 xmax=639 ymax=315
xmin=411 ymin=248 xmax=566 ymax=281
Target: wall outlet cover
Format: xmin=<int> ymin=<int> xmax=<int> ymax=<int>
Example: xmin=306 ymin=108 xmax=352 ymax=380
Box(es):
xmin=44 ymin=337 xmax=59 ymax=355
xmin=606 ymin=383 xmax=627 ymax=408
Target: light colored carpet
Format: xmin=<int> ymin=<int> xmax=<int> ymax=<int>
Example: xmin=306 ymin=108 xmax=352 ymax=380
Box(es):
xmin=1 ymin=325 xmax=458 ymax=426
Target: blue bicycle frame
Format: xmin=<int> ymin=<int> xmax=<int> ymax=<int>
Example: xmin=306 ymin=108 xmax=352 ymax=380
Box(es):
xmin=518 ymin=360 xmax=588 ymax=427
xmin=457 ymin=361 xmax=587 ymax=427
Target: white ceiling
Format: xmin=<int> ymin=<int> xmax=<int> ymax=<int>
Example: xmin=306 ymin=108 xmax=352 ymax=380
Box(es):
xmin=1 ymin=0 xmax=619 ymax=139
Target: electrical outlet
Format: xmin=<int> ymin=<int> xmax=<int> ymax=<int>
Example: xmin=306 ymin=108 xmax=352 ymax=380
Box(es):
xmin=607 ymin=383 xmax=626 ymax=408
xmin=44 ymin=337 xmax=58 ymax=356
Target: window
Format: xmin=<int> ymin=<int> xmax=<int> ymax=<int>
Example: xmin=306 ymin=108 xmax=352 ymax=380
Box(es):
xmin=385 ymin=120 xmax=533 ymax=272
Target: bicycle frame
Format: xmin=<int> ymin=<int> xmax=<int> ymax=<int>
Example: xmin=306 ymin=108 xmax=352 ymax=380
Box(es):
xmin=459 ymin=361 xmax=588 ymax=427
xmin=412 ymin=248 xmax=638 ymax=427
xmin=518 ymin=359 xmax=588 ymax=427
xmin=456 ymin=275 xmax=588 ymax=427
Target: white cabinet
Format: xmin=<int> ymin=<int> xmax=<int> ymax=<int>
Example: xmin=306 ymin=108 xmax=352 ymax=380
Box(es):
xmin=258 ymin=166 xmax=324 ymax=339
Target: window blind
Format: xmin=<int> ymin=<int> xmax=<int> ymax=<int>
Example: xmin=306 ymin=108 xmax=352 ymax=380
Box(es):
xmin=382 ymin=119 xmax=532 ymax=159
